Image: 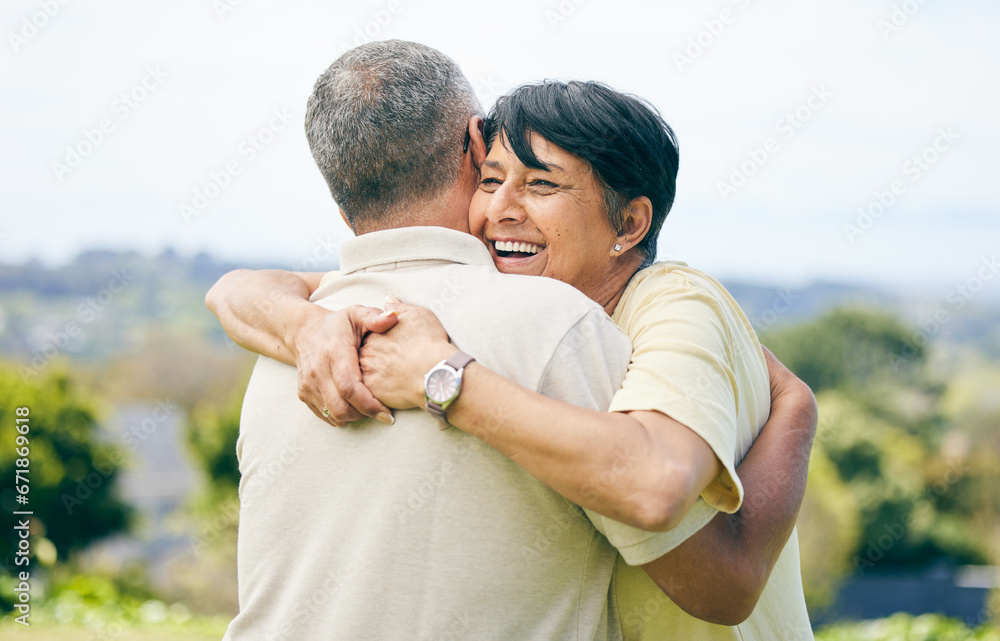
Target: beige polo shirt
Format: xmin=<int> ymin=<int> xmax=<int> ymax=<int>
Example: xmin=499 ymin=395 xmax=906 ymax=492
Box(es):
xmin=223 ymin=227 xmax=634 ymax=641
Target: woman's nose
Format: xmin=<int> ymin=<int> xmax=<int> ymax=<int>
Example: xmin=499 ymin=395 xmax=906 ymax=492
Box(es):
xmin=485 ymin=183 xmax=527 ymax=224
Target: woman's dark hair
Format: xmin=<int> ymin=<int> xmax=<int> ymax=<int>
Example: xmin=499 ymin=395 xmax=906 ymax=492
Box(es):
xmin=483 ymin=81 xmax=679 ymax=269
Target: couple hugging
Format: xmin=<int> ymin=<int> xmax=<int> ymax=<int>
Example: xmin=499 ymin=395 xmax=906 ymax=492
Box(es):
xmin=207 ymin=39 xmax=817 ymax=640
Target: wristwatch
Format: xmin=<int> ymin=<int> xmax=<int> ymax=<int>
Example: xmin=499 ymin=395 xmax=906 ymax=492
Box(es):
xmin=424 ymin=350 xmax=476 ymax=420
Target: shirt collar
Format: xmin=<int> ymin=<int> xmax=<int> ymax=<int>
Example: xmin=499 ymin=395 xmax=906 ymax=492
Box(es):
xmin=338 ymin=226 xmax=495 ymax=274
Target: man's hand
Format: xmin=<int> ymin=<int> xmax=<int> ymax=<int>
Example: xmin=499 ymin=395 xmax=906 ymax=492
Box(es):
xmin=292 ymin=305 xmax=400 ymax=426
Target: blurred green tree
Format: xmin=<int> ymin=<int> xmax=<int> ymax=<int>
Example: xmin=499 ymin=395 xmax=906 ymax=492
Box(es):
xmin=816 ymin=391 xmax=986 ymax=572
xmin=0 ymin=363 xmax=131 ymax=611
xmin=763 ymin=307 xmax=925 ymax=393
xmin=185 ymin=397 xmax=242 ymax=506
xmin=762 ymin=307 xmax=994 ymax=612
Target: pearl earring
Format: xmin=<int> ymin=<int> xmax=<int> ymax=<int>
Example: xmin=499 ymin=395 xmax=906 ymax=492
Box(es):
xmin=614 ymin=244 xmax=622 ymax=252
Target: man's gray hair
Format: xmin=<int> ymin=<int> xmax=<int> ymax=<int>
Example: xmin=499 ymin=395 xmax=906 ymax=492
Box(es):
xmin=305 ymin=40 xmax=482 ymax=228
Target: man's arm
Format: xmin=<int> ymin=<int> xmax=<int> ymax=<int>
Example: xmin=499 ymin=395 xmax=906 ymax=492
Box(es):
xmin=205 ymin=269 xmax=397 ymax=425
xmin=642 ymin=347 xmax=817 ymax=624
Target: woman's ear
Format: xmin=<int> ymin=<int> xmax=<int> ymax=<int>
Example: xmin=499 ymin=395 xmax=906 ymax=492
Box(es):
xmin=468 ymin=115 xmax=487 ymax=167
xmin=613 ymin=196 xmax=653 ymax=255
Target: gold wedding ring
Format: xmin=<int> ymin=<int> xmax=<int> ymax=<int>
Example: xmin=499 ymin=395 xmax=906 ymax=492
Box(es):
xmin=322 ymin=406 xmax=331 ymax=418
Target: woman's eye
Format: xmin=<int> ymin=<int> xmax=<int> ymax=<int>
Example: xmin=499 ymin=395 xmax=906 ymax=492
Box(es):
xmin=479 ymin=177 xmax=502 ymax=191
xmin=529 ymin=179 xmax=558 ymax=190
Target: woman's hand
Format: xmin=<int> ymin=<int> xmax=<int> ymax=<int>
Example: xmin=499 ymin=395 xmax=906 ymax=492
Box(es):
xmin=360 ymin=299 xmax=457 ymax=411
xmin=291 ymin=305 xmax=399 ymax=426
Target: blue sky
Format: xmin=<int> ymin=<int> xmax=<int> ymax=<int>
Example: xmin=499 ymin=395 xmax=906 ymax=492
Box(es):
xmin=2 ymin=0 xmax=997 ymax=290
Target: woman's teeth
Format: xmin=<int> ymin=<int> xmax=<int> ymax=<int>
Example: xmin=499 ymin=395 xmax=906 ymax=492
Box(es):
xmin=494 ymin=240 xmax=541 ymax=255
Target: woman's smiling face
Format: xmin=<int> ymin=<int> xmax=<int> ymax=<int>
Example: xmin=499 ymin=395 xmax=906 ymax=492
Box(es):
xmin=469 ymin=132 xmax=621 ymax=302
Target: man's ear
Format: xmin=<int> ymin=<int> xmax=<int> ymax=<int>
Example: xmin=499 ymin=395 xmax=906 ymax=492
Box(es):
xmin=614 ymin=196 xmax=654 ymax=256
xmin=338 ymin=208 xmax=355 ymax=233
xmin=468 ymin=115 xmax=488 ymax=167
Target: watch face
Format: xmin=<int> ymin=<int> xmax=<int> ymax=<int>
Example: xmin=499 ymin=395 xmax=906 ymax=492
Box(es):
xmin=426 ymin=369 xmax=458 ymax=404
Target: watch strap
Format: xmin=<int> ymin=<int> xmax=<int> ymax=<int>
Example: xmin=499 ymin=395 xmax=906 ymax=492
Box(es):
xmin=444 ymin=350 xmax=475 ymax=371
xmin=426 ymin=401 xmax=447 ymax=419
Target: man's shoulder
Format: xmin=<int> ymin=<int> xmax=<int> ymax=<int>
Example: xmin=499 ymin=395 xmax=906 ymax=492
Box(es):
xmin=478 ymin=268 xmax=602 ymax=306
xmin=326 ymin=261 xmax=608 ymax=323
xmin=459 ymin=266 xmax=618 ymax=335
xmin=427 ymin=266 xmax=628 ymax=388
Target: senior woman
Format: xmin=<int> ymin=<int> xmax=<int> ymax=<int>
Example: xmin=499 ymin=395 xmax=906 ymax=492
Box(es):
xmin=208 ymin=81 xmax=816 ymax=639
xmin=354 ymin=81 xmax=814 ymax=640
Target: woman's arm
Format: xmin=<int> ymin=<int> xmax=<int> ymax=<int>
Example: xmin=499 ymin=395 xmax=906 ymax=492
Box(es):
xmin=205 ymin=269 xmax=397 ymax=425
xmin=362 ymin=304 xmax=817 ymax=625
xmin=360 ymin=302 xmax=722 ymax=532
xmin=206 ymin=269 xmax=325 ymax=364
xmin=641 ymin=347 xmax=817 ymax=624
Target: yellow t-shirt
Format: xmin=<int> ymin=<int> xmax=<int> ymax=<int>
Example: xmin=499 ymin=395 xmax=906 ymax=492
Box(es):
xmin=600 ymin=262 xmax=813 ymax=641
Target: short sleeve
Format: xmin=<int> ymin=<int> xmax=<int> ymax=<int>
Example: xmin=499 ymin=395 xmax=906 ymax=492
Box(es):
xmin=584 ymin=499 xmax=720 ymax=565
xmin=535 ymin=303 xmax=728 ymax=567
xmin=609 ymin=272 xmax=745 ymax=515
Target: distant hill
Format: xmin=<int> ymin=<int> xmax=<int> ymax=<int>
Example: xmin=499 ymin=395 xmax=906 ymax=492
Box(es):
xmin=720 ymin=279 xmax=900 ymax=330
xmin=1 ymin=248 xmax=996 ymax=364
xmin=0 ymin=249 xmax=262 ymax=297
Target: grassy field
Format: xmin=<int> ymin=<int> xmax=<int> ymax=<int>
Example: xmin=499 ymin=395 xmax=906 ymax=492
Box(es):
xmin=1 ymin=621 xmax=229 ymax=640
xmin=2 ymin=614 xmax=998 ymax=641
xmin=1 ymin=629 xmax=225 ymax=641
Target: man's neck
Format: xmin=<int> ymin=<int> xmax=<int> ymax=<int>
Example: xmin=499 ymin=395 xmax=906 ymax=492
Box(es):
xmin=353 ymin=192 xmax=472 ymax=236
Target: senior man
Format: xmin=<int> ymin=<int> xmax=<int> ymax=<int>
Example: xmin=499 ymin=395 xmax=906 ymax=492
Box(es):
xmin=212 ymin=40 xmax=816 ymax=640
